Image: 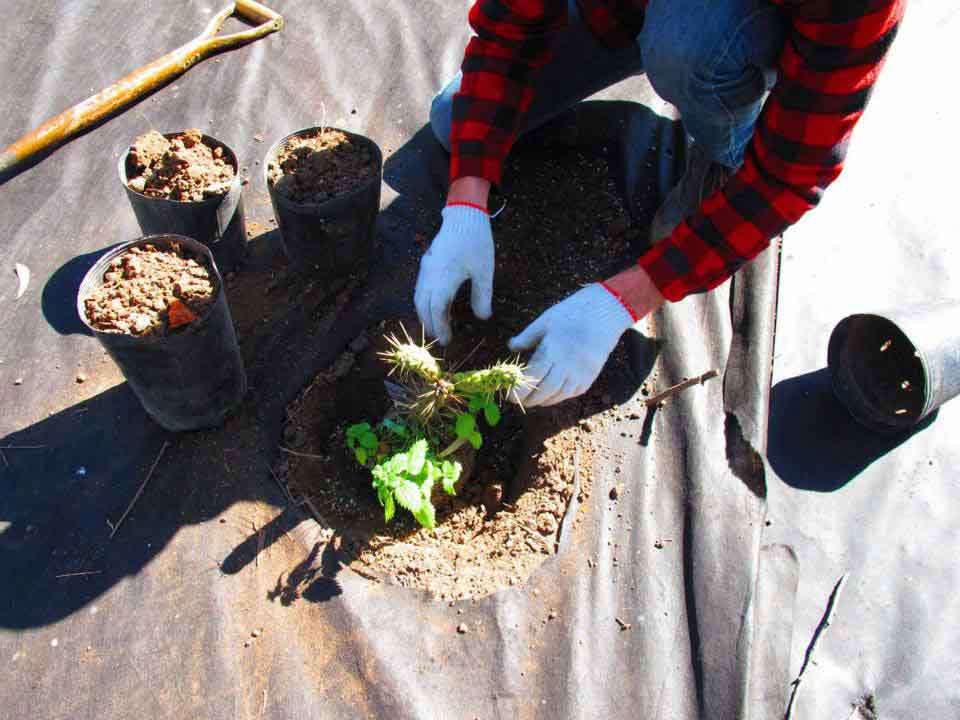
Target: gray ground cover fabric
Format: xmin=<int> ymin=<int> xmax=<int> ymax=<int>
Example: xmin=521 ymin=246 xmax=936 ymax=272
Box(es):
xmin=0 ymin=1 xmax=956 ymax=718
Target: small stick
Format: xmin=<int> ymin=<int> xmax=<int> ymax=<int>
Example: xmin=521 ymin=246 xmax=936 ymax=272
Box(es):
xmin=785 ymin=573 xmax=849 ymax=719
xmin=643 ymin=369 xmax=719 ymax=407
xmin=278 ymin=446 xmax=325 ymax=460
xmin=615 ymin=617 xmax=633 ymax=631
xmin=0 ymin=444 xmax=48 ymax=449
xmin=109 ymin=441 xmax=170 ymax=539
xmin=56 ymin=570 xmax=102 ymax=578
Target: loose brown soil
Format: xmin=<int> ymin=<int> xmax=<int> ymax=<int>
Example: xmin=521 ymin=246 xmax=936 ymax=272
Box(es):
xmin=277 ymin=142 xmax=639 ymax=600
xmin=267 ymin=129 xmax=377 ymax=204
xmin=126 ymin=129 xmax=235 ymax=201
xmin=83 ymin=243 xmax=215 ymax=336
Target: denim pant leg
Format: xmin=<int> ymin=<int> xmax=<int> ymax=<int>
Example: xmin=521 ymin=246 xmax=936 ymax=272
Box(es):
xmin=640 ymin=0 xmax=787 ymax=168
xmin=429 ymin=0 xmax=644 ymax=152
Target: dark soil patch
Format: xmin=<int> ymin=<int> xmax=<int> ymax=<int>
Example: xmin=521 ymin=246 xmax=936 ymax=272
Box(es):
xmin=126 ymin=129 xmax=235 ymax=201
xmin=267 ymin=129 xmax=377 ymax=204
xmin=276 ymin=142 xmax=640 ymax=600
xmin=82 ymin=242 xmax=215 ymax=336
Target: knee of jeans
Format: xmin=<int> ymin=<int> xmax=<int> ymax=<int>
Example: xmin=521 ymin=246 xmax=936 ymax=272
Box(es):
xmin=642 ymin=31 xmax=714 ymax=110
xmin=429 ymin=86 xmax=455 ymax=152
xmin=644 ymin=34 xmax=771 ymax=131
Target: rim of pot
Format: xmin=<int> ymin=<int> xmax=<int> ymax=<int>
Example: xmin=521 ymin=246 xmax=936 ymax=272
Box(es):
xmin=118 ymin=132 xmax=240 ymax=205
xmin=77 ymin=233 xmax=224 ymax=343
xmin=263 ymin=126 xmax=383 ymax=208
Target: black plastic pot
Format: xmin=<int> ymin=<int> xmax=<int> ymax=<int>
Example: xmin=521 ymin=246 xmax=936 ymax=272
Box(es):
xmin=828 ymin=300 xmax=960 ymax=433
xmin=119 ymin=133 xmax=247 ymax=271
xmin=78 ymin=234 xmax=247 ymax=432
xmin=264 ymin=127 xmax=382 ymax=278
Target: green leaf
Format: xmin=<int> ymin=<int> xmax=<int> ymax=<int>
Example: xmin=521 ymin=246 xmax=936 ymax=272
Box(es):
xmin=360 ymin=431 xmax=378 ymax=449
xmin=383 ymin=493 xmax=395 ymax=522
xmin=455 ymin=413 xmax=476 ymax=440
xmin=483 ymin=402 xmax=501 ymax=427
xmin=382 ymin=418 xmax=407 ymax=437
xmin=441 ymin=460 xmax=461 ymax=495
xmin=469 ymin=431 xmax=483 ymax=450
xmin=346 ymin=422 xmax=371 ymax=442
xmin=468 ymin=395 xmax=486 ymax=413
xmin=419 ymin=473 xmax=435 ymax=498
xmin=407 ymin=439 xmax=427 ymax=475
xmin=413 ymin=502 xmax=436 ymax=529
xmin=391 ymin=451 xmax=409 ymax=474
xmin=355 ymin=447 xmax=367 ymax=465
xmin=394 ymin=480 xmax=423 ymax=513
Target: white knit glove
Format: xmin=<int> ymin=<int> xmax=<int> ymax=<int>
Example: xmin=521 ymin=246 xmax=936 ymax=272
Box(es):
xmin=415 ymin=204 xmax=494 ymax=346
xmin=508 ymin=283 xmax=636 ymax=407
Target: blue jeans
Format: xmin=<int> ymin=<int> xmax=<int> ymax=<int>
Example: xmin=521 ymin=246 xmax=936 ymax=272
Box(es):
xmin=430 ymin=0 xmax=786 ymax=169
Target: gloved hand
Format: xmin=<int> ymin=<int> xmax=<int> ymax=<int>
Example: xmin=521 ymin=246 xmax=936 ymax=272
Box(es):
xmin=509 ymin=283 xmax=636 ymax=407
xmin=415 ymin=204 xmax=494 ymax=346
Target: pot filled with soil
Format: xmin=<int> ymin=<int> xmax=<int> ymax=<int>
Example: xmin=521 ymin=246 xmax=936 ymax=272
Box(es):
xmin=264 ymin=127 xmax=381 ymax=279
xmin=78 ymin=234 xmax=246 ymax=432
xmin=120 ymin=130 xmax=247 ymax=271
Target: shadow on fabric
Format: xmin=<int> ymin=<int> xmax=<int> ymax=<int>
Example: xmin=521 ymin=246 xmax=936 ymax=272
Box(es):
xmin=767 ymin=367 xmax=935 ymax=491
xmin=42 ymin=245 xmax=127 ymax=336
xmin=2 ymin=99 xmax=681 ymax=625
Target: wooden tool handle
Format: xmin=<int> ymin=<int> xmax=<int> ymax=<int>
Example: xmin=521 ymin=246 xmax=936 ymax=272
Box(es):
xmin=0 ymin=2 xmax=283 ymax=178
xmin=235 ymin=0 xmax=284 ymax=28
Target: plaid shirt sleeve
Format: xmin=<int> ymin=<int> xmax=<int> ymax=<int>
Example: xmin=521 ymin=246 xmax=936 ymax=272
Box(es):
xmin=639 ymin=0 xmax=907 ymax=302
xmin=450 ymin=1 xmax=567 ymax=185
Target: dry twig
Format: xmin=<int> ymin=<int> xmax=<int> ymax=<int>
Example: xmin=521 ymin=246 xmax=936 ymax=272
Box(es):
xmin=56 ymin=570 xmax=102 ymax=579
xmin=643 ymin=369 xmax=719 ymax=407
xmin=109 ymin=441 xmax=170 ymax=539
xmin=278 ymin=445 xmax=325 ymax=460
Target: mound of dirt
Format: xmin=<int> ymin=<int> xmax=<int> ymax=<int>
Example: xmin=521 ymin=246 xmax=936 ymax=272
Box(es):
xmin=83 ymin=243 xmax=215 ymax=336
xmin=279 ymin=326 xmax=595 ymax=602
xmin=267 ymin=129 xmax=377 ymax=204
xmin=277 ymin=141 xmax=639 ymax=601
xmin=126 ymin=129 xmax=235 ymax=202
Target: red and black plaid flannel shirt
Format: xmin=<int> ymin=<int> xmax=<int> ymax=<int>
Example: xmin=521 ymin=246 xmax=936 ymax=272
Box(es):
xmin=449 ymin=0 xmax=906 ymax=302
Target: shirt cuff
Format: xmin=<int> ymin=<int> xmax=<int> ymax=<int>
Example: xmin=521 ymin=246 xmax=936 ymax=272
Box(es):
xmin=637 ymin=234 xmax=690 ymax=303
xmin=450 ymin=149 xmax=504 ymax=187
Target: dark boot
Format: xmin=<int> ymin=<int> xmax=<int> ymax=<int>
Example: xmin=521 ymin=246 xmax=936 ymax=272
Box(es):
xmin=648 ymin=142 xmax=732 ymax=243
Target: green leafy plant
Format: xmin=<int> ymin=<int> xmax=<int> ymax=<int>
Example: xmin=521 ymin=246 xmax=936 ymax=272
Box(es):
xmin=346 ymin=330 xmax=531 ymax=529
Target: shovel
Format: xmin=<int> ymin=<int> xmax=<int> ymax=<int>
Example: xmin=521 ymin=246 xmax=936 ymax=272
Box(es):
xmin=0 ymin=0 xmax=283 ymax=180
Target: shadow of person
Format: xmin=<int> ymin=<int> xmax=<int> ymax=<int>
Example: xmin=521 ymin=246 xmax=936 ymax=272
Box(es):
xmin=767 ymin=367 xmax=935 ymax=492
xmin=2 ymin=98 xmax=683 ymax=625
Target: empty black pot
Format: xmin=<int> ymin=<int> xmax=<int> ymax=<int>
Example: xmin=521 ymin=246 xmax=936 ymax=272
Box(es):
xmin=264 ymin=127 xmax=381 ymax=279
xmin=78 ymin=234 xmax=246 ymax=432
xmin=119 ymin=133 xmax=247 ymax=271
xmin=828 ymin=300 xmax=960 ymax=433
